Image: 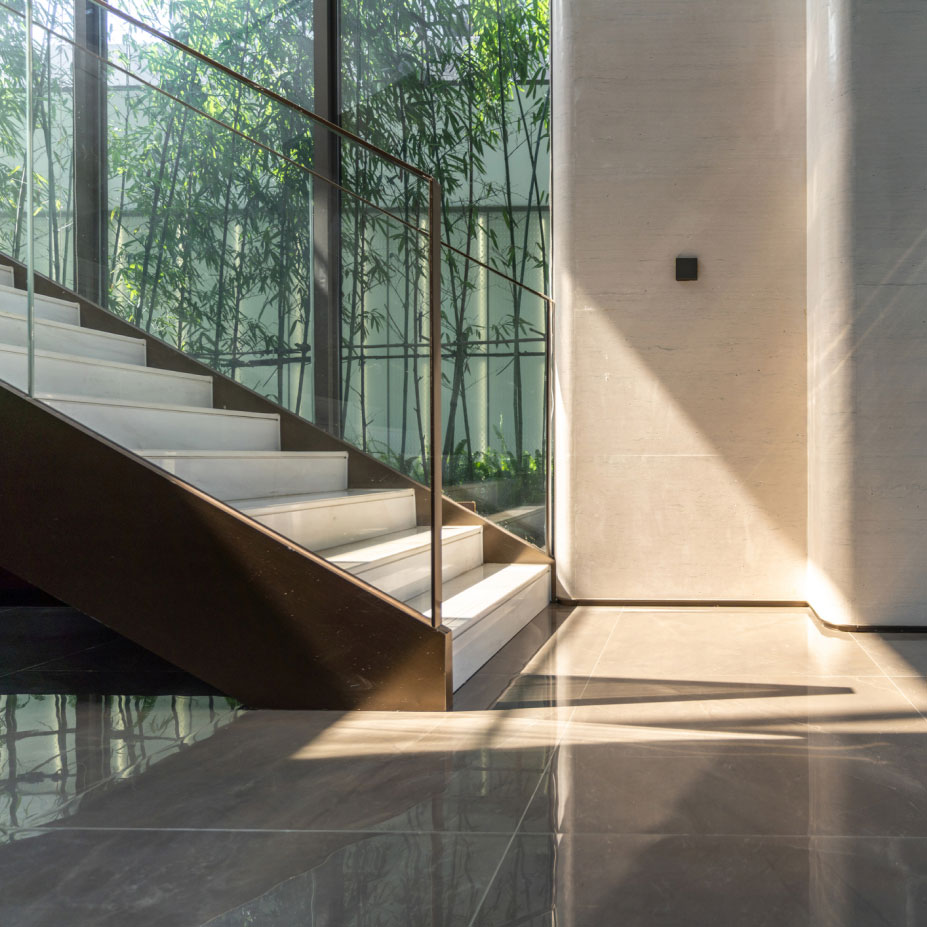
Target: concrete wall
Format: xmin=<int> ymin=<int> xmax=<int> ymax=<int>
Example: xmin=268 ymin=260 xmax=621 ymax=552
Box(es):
xmin=553 ymin=0 xmax=807 ymax=600
xmin=807 ymin=0 xmax=927 ymax=626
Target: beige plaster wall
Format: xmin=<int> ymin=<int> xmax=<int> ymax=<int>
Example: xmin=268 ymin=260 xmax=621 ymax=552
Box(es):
xmin=807 ymin=0 xmax=927 ymax=626
xmin=552 ymin=0 xmax=807 ymax=600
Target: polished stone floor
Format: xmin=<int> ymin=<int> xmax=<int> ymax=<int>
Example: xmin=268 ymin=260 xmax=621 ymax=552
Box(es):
xmin=3 ymin=604 xmax=927 ymax=925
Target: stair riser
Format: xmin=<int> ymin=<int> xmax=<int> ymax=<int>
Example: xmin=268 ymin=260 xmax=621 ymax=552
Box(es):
xmin=452 ymin=569 xmax=550 ymax=689
xmin=353 ymin=532 xmax=483 ymax=602
xmin=0 ymin=348 xmax=212 ymax=406
xmin=45 ymin=399 xmax=280 ymax=451
xmin=0 ymin=288 xmax=80 ymax=326
xmin=143 ymin=455 xmax=349 ymax=500
xmin=0 ymin=314 xmax=146 ymax=365
xmin=248 ymin=494 xmax=417 ymax=552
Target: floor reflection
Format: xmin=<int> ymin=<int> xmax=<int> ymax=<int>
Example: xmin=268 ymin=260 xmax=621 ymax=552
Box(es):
xmin=1 ymin=605 xmax=927 ymax=925
xmin=0 ymin=694 xmax=240 ymax=833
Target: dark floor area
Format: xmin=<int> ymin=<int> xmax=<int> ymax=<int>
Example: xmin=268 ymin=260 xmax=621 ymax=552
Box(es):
xmin=0 ymin=606 xmax=223 ymax=696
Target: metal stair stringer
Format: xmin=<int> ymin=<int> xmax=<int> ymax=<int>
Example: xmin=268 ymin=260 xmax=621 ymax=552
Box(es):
xmin=0 ymin=379 xmax=452 ymax=710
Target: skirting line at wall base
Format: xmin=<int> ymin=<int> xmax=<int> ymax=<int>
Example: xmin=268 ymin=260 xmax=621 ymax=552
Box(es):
xmin=554 ymin=599 xmax=927 ymax=635
xmin=556 ymin=598 xmax=810 ymax=608
xmin=809 ymin=608 xmax=927 ymax=634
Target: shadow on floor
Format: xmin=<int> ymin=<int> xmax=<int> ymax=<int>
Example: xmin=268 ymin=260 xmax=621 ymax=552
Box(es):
xmin=492 ymin=674 xmax=854 ymax=709
xmin=0 ymin=605 xmax=222 ymax=696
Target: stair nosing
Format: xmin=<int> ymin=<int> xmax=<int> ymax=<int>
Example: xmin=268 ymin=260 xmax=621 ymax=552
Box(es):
xmin=139 ymin=449 xmax=348 ymax=459
xmin=322 ymin=525 xmax=481 ymax=572
xmin=441 ymin=565 xmax=550 ymax=634
xmin=409 ymin=563 xmax=549 ymax=627
xmin=0 ymin=283 xmax=80 ymax=309
xmin=232 ymin=488 xmax=414 ymax=514
xmin=39 ymin=393 xmax=279 ymax=420
xmin=0 ymin=309 xmax=144 ymax=344
xmin=0 ymin=343 xmax=212 ymax=384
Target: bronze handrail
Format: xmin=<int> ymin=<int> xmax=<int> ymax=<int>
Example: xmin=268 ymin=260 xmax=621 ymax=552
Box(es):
xmin=15 ymin=0 xmax=555 ymax=634
xmin=9 ymin=0 xmax=555 ymax=310
xmin=89 ymin=0 xmax=435 ymax=181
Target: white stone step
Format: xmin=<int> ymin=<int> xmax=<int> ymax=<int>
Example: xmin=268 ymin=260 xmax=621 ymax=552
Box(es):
xmin=0 ymin=266 xmax=13 ymax=288
xmin=141 ymin=450 xmax=348 ymax=500
xmin=0 ymin=345 xmax=212 ymax=406
xmin=40 ymin=394 xmax=280 ymax=451
xmin=408 ymin=563 xmax=551 ymax=689
xmin=0 ymin=284 xmax=81 ymax=326
xmin=319 ymin=525 xmax=483 ymax=602
xmin=0 ymin=311 xmax=146 ymax=365
xmin=234 ymin=488 xmax=417 ymax=552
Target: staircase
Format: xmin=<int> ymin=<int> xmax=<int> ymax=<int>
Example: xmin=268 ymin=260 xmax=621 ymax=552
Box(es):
xmin=0 ymin=263 xmax=551 ymax=704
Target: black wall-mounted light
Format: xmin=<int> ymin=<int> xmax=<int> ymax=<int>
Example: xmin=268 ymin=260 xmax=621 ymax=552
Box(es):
xmin=676 ymin=256 xmax=698 ymax=281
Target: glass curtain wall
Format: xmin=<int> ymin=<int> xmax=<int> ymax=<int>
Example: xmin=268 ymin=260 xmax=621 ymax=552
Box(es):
xmin=0 ymin=0 xmax=550 ymax=546
xmin=340 ymin=0 xmax=551 ymax=546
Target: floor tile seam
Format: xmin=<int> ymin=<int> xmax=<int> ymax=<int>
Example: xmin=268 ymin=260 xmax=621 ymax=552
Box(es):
xmin=847 ymin=631 xmax=900 ymax=677
xmin=585 ymin=669 xmax=893 ymax=678
xmin=574 ymin=607 xmax=626 ymax=699
xmin=458 ymin=830 xmax=927 ymax=841
xmin=9 ymin=826 xmax=927 ymax=842
xmin=463 ymin=609 xmax=626 ymax=927
xmin=849 ymin=631 xmax=927 ymax=729
xmin=193 ymin=815 xmax=508 ymax=927
xmin=464 ymin=743 xmax=560 ymax=927
xmin=0 ymin=825 xmax=522 ymax=837
xmin=198 ymin=847 xmax=348 ymax=927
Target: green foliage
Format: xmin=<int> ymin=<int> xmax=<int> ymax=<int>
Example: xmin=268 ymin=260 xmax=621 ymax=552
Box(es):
xmin=0 ymin=0 xmax=550 ymax=542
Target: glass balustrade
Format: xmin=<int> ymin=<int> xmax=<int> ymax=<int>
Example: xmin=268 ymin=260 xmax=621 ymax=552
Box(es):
xmin=7 ymin=0 xmax=443 ymax=623
xmin=2 ymin=0 xmax=551 ymax=639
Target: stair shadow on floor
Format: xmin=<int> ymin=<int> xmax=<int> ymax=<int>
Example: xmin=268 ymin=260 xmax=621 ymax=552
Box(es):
xmin=0 ymin=606 xmax=224 ymax=696
xmin=490 ymin=674 xmax=854 ymax=710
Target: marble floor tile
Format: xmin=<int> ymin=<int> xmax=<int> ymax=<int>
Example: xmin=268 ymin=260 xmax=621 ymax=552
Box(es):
xmin=5 ymin=606 xmax=927 ymax=925
xmin=0 ymin=828 xmax=509 ymax=927
xmin=565 ymin=673 xmax=927 ymax=736
xmin=521 ymin=608 xmax=622 ymax=678
xmin=20 ymin=709 xmax=562 ymax=835
xmin=471 ymin=834 xmax=927 ymax=927
xmin=522 ymin=729 xmax=927 ymax=838
xmin=0 ymin=694 xmax=241 ymax=830
xmin=594 ymin=608 xmax=884 ymax=679
xmin=882 ymin=673 xmax=927 ymax=719
xmin=515 ymin=672 xmax=927 ymax=839
xmin=851 ymin=631 xmax=927 ymax=677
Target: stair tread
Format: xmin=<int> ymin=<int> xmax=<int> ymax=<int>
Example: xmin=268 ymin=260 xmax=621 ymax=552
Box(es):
xmin=0 ymin=343 xmax=211 ymax=382
xmin=0 ymin=309 xmax=143 ymax=342
xmin=319 ymin=524 xmax=481 ymax=570
xmin=406 ymin=563 xmax=549 ymax=631
xmin=0 ymin=282 xmax=79 ymax=309
xmin=232 ymin=487 xmax=414 ymax=513
xmin=39 ymin=393 xmax=278 ymax=419
xmin=140 ymin=449 xmax=347 ymax=459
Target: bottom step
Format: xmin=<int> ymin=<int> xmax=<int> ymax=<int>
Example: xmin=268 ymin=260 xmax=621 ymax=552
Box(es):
xmin=407 ymin=563 xmax=551 ymax=690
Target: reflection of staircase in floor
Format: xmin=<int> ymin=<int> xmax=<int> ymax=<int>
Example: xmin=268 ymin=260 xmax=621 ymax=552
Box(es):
xmin=0 ymin=263 xmax=550 ymax=697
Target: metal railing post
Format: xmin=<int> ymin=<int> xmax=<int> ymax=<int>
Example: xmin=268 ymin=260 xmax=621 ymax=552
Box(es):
xmin=429 ymin=179 xmax=442 ymax=629
xmin=25 ymin=0 xmax=35 ymax=397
